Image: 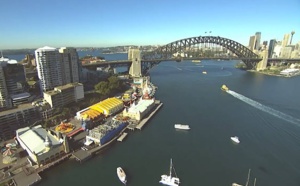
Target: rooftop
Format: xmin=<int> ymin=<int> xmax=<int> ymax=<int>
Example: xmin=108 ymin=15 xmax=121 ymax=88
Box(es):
xmin=35 ymin=46 xmax=57 ymax=52
xmin=0 ymin=103 xmax=36 ymax=117
xmin=16 ymin=125 xmax=61 ymax=155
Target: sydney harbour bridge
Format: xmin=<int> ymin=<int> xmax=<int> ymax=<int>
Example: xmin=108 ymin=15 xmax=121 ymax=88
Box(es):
xmin=82 ymin=35 xmax=300 ymax=76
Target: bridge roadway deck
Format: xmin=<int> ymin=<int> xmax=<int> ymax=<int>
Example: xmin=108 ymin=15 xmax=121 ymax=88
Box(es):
xmin=82 ymin=58 xmax=300 ymax=69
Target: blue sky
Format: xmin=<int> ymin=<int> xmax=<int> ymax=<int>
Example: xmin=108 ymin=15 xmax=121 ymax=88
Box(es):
xmin=1 ymin=0 xmax=299 ymax=49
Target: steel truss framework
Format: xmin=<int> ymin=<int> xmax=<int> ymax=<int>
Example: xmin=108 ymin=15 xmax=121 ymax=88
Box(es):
xmin=141 ymin=36 xmax=262 ymax=73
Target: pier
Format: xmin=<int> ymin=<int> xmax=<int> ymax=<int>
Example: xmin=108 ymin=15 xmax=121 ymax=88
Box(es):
xmin=117 ymin=132 xmax=128 ymax=142
xmin=136 ymin=103 xmax=163 ymax=130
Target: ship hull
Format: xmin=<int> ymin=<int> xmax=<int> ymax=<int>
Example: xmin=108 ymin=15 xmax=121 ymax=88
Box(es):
xmin=100 ymin=122 xmax=127 ymax=146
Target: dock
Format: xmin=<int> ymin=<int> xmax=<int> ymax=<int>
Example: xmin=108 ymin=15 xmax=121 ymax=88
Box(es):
xmin=117 ymin=132 xmax=128 ymax=142
xmin=136 ymin=103 xmax=163 ymax=130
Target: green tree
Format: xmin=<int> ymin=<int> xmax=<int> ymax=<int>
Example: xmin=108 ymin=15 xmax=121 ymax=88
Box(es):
xmin=95 ymin=81 xmax=110 ymax=96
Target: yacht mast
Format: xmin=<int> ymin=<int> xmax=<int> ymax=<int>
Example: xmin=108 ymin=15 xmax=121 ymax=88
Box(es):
xmin=245 ymin=169 xmax=251 ymax=186
xmin=170 ymin=158 xmax=173 ymax=177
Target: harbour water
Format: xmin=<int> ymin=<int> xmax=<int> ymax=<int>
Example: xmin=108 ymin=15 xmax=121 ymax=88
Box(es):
xmin=35 ymin=59 xmax=300 ymax=186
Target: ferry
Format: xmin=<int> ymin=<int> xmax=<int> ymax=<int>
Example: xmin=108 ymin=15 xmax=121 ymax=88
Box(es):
xmin=174 ymin=124 xmax=190 ymax=130
xmin=221 ymin=85 xmax=229 ymax=91
xmin=117 ymin=167 xmax=127 ymax=184
xmin=192 ymin=60 xmax=201 ymax=63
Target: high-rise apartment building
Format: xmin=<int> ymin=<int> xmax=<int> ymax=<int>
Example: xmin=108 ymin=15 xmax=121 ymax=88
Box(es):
xmin=268 ymin=39 xmax=276 ymax=58
xmin=59 ymin=47 xmax=81 ymax=84
xmin=282 ymin=34 xmax=290 ymax=47
xmin=0 ymin=56 xmax=26 ymax=110
xmin=35 ymin=46 xmax=63 ymax=92
xmin=248 ymin=36 xmax=256 ymax=51
xmin=254 ymin=32 xmax=261 ymax=50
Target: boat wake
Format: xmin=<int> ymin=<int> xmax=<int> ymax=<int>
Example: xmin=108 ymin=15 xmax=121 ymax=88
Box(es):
xmin=174 ymin=66 xmax=182 ymax=71
xmin=227 ymin=90 xmax=300 ymax=126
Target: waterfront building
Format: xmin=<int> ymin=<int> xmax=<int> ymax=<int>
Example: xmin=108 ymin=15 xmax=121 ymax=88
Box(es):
xmin=89 ymin=97 xmax=124 ymax=116
xmin=280 ymin=46 xmax=293 ymax=58
xmin=122 ymin=98 xmax=155 ymax=121
xmin=43 ymin=83 xmax=84 ymax=108
xmin=291 ymin=50 xmax=300 ymax=59
xmin=0 ymin=103 xmax=40 ymax=140
xmin=273 ymin=45 xmax=282 ymax=58
xmin=58 ymin=47 xmax=81 ymax=84
xmin=282 ymin=34 xmax=290 ymax=47
xmin=35 ymin=46 xmax=63 ymax=92
xmin=76 ymin=97 xmax=123 ymax=122
xmin=268 ymin=39 xmax=277 ymax=58
xmin=255 ymin=32 xmax=261 ymax=50
xmin=0 ymin=56 xmax=27 ymax=109
xmin=248 ymin=36 xmax=256 ymax=51
xmin=16 ymin=125 xmax=70 ymax=167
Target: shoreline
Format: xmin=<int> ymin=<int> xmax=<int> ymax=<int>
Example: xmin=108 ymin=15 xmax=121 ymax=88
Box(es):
xmin=247 ymin=69 xmax=300 ymax=78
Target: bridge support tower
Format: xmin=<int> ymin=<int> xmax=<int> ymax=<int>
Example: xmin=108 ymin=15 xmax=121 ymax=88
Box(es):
xmin=128 ymin=49 xmax=142 ymax=77
xmin=256 ymin=46 xmax=268 ymax=71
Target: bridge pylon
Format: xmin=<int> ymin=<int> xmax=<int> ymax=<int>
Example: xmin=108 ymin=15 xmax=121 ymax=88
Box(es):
xmin=256 ymin=46 xmax=268 ymax=71
xmin=128 ymin=48 xmax=142 ymax=77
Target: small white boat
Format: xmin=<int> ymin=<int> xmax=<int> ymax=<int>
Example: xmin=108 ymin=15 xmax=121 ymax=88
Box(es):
xmin=202 ymin=71 xmax=207 ymax=74
xmin=174 ymin=124 xmax=190 ymax=130
xmin=117 ymin=167 xmax=127 ymax=184
xmin=231 ymin=136 xmax=240 ymax=143
xmin=159 ymin=158 xmax=180 ymax=186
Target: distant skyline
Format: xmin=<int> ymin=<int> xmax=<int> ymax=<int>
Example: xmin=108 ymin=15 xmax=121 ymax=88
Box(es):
xmin=1 ymin=0 xmax=299 ymax=50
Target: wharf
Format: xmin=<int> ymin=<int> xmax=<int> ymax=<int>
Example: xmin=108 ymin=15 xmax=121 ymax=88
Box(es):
xmin=136 ymin=103 xmax=163 ymax=130
xmin=117 ymin=132 xmax=128 ymax=142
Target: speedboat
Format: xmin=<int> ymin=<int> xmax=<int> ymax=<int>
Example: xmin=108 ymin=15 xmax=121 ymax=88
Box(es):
xmin=231 ymin=136 xmax=240 ymax=144
xmin=221 ymin=85 xmax=229 ymax=91
xmin=159 ymin=159 xmax=180 ymax=186
xmin=174 ymin=124 xmax=190 ymax=130
xmin=117 ymin=167 xmax=127 ymax=184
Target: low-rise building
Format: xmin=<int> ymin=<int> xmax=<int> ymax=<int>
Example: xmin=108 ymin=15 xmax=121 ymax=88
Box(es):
xmin=123 ymin=98 xmax=155 ymax=121
xmin=0 ymin=103 xmax=40 ymax=140
xmin=16 ymin=125 xmax=70 ymax=166
xmin=89 ymin=97 xmax=124 ymax=116
xmin=43 ymin=83 xmax=84 ymax=108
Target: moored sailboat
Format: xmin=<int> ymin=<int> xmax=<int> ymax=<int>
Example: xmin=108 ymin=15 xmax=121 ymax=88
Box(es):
xmin=159 ymin=158 xmax=180 ymax=186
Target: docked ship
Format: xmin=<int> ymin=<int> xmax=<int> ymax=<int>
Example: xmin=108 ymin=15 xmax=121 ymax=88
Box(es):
xmin=221 ymin=85 xmax=229 ymax=91
xmin=86 ymin=121 xmax=127 ymax=146
xmin=192 ymin=60 xmax=201 ymax=63
xmin=117 ymin=167 xmax=127 ymax=185
xmin=174 ymin=124 xmax=190 ymax=130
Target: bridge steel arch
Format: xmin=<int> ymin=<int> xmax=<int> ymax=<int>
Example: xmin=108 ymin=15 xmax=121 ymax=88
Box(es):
xmin=141 ymin=36 xmax=262 ymax=73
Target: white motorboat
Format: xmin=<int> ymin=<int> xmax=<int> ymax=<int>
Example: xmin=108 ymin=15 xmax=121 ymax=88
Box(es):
xmin=159 ymin=158 xmax=180 ymax=186
xmin=231 ymin=136 xmax=240 ymax=143
xmin=174 ymin=124 xmax=190 ymax=130
xmin=117 ymin=167 xmax=127 ymax=184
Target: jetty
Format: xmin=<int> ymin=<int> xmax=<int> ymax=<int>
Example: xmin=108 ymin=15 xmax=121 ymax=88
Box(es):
xmin=136 ymin=102 xmax=163 ymax=130
xmin=117 ymin=132 xmax=128 ymax=142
